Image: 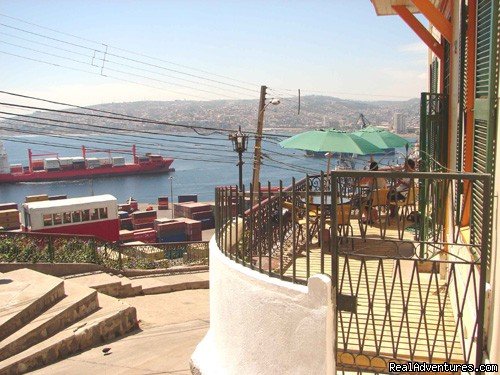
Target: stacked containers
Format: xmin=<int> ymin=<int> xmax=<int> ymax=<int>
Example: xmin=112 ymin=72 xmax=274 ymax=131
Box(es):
xmin=0 ymin=207 xmax=20 ymax=230
xmin=173 ymin=202 xmax=214 ymax=229
xmin=59 ymin=157 xmax=74 ymax=170
xmin=119 ymin=229 xmax=134 ymax=242
xmin=9 ymin=164 xmax=23 ymax=173
xmin=158 ymin=196 xmax=169 ymax=210
xmin=25 ymin=194 xmax=49 ymax=203
xmin=155 ymin=219 xmax=187 ymax=243
xmin=86 ymin=158 xmax=100 ymax=169
xmin=175 ymin=218 xmax=202 ymax=241
xmin=112 ymin=157 xmax=125 ymax=167
xmin=132 ymin=228 xmax=157 ymax=243
xmin=131 ymin=210 xmax=157 ymax=230
xmin=44 ymin=158 xmax=60 ymax=171
xmin=31 ymin=159 xmax=44 ymax=171
xmin=178 ymin=194 xmax=198 ymax=203
xmin=72 ymin=157 xmax=86 ymax=170
xmin=99 ymin=157 xmax=112 ymax=167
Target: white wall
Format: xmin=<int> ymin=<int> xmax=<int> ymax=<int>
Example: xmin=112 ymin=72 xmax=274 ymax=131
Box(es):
xmin=191 ymin=237 xmax=334 ymax=375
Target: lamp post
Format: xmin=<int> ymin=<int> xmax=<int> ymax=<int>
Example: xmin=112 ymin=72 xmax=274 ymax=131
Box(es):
xmin=229 ymin=126 xmax=248 ymax=215
xmin=169 ymin=176 xmax=174 ymax=219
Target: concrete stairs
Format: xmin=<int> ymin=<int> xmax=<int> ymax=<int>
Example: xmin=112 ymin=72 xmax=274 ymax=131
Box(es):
xmin=0 ymin=269 xmax=137 ymax=374
xmin=63 ymin=271 xmax=209 ymax=297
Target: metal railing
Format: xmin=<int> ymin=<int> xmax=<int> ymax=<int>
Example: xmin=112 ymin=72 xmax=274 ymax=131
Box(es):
xmin=0 ymin=231 xmax=209 ymax=270
xmin=215 ymin=170 xmax=491 ymax=371
xmin=216 ymin=171 xmax=490 ymax=283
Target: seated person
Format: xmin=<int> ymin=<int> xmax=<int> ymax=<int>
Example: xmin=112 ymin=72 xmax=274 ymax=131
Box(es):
xmin=361 ymin=162 xmax=388 ymax=223
xmin=360 ymin=161 xmax=388 ymax=190
xmin=392 ymin=159 xmax=416 ymax=200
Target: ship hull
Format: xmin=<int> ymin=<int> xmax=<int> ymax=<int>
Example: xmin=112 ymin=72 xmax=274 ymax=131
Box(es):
xmin=0 ymin=159 xmax=174 ymax=184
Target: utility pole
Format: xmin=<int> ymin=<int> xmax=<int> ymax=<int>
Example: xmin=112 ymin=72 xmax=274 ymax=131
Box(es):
xmin=252 ymin=85 xmax=267 ymax=196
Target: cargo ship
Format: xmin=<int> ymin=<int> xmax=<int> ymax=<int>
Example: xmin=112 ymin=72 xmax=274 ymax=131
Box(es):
xmin=0 ymin=143 xmax=174 ymax=183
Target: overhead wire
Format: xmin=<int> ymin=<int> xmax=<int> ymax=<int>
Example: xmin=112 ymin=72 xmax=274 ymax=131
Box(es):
xmin=0 ymin=92 xmax=289 ymax=139
xmin=0 ymin=22 xmax=259 ymax=95
xmin=0 ymin=13 xmax=262 ymax=89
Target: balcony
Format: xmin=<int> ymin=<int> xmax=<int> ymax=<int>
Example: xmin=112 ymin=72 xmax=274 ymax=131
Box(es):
xmin=213 ymin=170 xmax=491 ymax=373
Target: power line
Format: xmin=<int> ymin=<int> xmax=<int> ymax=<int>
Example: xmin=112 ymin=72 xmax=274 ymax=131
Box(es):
xmin=0 ymin=22 xmax=259 ymax=95
xmin=0 ymin=13 xmax=262 ymax=89
xmin=0 ymin=40 xmax=242 ymax=100
xmin=0 ymin=92 xmax=290 ymax=138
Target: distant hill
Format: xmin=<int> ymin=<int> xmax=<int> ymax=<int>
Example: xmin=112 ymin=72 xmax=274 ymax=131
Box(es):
xmin=0 ymin=95 xmax=420 ymax=136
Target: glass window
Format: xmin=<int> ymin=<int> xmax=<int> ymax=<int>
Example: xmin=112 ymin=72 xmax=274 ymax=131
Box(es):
xmin=99 ymin=207 xmax=108 ymax=219
xmin=82 ymin=209 xmax=90 ymax=222
xmin=63 ymin=212 xmax=72 ymax=224
xmin=72 ymin=211 xmax=81 ymax=223
xmin=53 ymin=213 xmax=62 ymax=225
xmin=43 ymin=214 xmax=52 ymax=227
xmin=91 ymin=208 xmax=99 ymax=221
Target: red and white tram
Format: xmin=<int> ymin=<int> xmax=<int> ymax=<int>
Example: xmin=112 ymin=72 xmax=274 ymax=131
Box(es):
xmin=21 ymin=194 xmax=119 ymax=242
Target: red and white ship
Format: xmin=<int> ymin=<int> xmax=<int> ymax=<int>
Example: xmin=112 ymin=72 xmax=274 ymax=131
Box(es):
xmin=0 ymin=143 xmax=174 ymax=183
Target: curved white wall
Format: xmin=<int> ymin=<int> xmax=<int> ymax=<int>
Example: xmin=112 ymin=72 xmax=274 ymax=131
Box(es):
xmin=191 ymin=237 xmax=334 ymax=375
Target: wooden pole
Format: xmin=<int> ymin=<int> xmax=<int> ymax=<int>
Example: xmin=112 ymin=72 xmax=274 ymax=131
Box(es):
xmin=252 ymin=85 xmax=267 ymax=198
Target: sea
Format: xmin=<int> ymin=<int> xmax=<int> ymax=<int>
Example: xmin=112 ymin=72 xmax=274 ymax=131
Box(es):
xmin=0 ymin=133 xmax=412 ymax=205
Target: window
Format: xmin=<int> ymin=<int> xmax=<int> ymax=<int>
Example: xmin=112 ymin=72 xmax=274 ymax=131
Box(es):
xmin=43 ymin=214 xmax=52 ymax=227
xmin=53 ymin=213 xmax=62 ymax=225
xmin=63 ymin=212 xmax=72 ymax=224
xmin=91 ymin=208 xmax=99 ymax=221
xmin=99 ymin=207 xmax=108 ymax=219
xmin=82 ymin=209 xmax=90 ymax=222
xmin=72 ymin=211 xmax=81 ymax=223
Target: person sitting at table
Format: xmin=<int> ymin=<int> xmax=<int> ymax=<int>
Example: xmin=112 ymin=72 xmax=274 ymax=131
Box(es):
xmin=360 ymin=161 xmax=388 ymax=189
xmin=361 ymin=161 xmax=388 ymax=223
xmin=389 ymin=158 xmax=416 ymax=216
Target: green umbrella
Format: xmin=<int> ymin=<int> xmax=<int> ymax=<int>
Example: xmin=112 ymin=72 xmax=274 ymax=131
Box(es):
xmin=353 ymin=125 xmax=409 ymax=149
xmin=280 ymin=128 xmax=384 ymax=172
xmin=279 ymin=128 xmax=384 ymax=155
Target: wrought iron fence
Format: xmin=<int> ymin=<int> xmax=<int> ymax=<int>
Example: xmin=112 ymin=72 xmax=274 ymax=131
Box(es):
xmin=215 ymin=170 xmax=491 ymax=372
xmin=0 ymin=231 xmax=209 ymax=271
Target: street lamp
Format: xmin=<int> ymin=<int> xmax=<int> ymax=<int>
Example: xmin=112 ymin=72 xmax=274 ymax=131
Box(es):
xmin=229 ymin=126 xmax=248 ymax=215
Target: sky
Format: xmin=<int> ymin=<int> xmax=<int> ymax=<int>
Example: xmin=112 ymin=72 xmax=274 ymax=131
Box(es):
xmin=0 ymin=0 xmax=429 ymax=107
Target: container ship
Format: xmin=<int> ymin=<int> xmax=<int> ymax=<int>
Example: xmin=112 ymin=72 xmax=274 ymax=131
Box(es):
xmin=0 ymin=143 xmax=174 ymax=183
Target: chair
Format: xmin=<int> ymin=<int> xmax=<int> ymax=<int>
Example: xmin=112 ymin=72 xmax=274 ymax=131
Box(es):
xmin=391 ymin=187 xmax=419 ymax=218
xmin=282 ymin=201 xmax=307 ymax=248
xmin=363 ymin=188 xmax=390 ymax=223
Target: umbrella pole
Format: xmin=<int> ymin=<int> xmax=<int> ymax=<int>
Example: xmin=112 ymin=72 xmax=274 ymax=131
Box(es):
xmin=326 ymin=152 xmax=332 ymax=174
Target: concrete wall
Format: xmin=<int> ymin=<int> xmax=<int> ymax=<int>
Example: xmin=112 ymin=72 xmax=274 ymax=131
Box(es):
xmin=191 ymin=237 xmax=334 ymax=375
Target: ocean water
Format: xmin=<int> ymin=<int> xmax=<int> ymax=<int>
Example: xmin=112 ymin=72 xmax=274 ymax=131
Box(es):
xmin=0 ymin=133 xmax=410 ymax=205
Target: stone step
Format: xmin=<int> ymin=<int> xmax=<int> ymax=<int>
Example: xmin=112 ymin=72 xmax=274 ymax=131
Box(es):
xmin=0 ymin=280 xmax=99 ymax=362
xmin=63 ymin=272 xmax=143 ymax=298
xmin=0 ymin=293 xmax=137 ymax=374
xmin=0 ymin=270 xmax=65 ymax=342
xmin=130 ymin=272 xmax=209 ymax=295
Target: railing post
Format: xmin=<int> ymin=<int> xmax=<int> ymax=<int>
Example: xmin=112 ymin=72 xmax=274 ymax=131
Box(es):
xmin=118 ymin=246 xmax=123 ymax=270
xmin=48 ymin=236 xmax=54 ymax=263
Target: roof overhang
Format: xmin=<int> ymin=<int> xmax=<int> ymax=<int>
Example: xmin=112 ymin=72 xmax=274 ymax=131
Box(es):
xmin=370 ymin=0 xmax=443 ymax=16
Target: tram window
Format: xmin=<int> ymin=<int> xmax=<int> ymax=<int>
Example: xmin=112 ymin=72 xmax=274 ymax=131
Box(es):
xmin=91 ymin=208 xmax=99 ymax=221
xmin=72 ymin=211 xmax=81 ymax=223
xmin=43 ymin=214 xmax=52 ymax=227
xmin=63 ymin=212 xmax=72 ymax=224
xmin=82 ymin=209 xmax=90 ymax=222
xmin=99 ymin=207 xmax=108 ymax=219
xmin=53 ymin=213 xmax=62 ymax=225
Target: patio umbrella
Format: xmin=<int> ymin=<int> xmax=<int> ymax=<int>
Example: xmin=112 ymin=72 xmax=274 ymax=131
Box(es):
xmin=353 ymin=125 xmax=409 ymax=150
xmin=279 ymin=128 xmax=384 ymax=172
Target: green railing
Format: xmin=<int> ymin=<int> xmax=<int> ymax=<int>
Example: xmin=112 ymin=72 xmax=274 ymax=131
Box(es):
xmin=0 ymin=231 xmax=209 ymax=270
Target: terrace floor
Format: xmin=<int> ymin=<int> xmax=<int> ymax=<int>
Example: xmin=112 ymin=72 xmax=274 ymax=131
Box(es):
xmin=282 ymin=218 xmax=468 ymax=372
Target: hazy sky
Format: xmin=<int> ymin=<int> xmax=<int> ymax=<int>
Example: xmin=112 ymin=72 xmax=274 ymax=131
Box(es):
xmin=0 ymin=0 xmax=428 ymax=106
